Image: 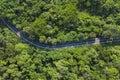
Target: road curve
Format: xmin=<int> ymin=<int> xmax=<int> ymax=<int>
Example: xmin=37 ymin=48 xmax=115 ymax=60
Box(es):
xmin=1 ymin=18 xmax=120 ymax=49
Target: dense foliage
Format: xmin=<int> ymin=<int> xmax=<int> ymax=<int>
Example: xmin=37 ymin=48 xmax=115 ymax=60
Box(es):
xmin=1 ymin=0 xmax=120 ymax=80
xmin=1 ymin=23 xmax=120 ymax=79
xmin=1 ymin=0 xmax=120 ymax=44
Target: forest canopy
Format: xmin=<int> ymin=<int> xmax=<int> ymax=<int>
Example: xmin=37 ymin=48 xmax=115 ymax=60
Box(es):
xmin=1 ymin=0 xmax=120 ymax=45
xmin=1 ymin=0 xmax=120 ymax=80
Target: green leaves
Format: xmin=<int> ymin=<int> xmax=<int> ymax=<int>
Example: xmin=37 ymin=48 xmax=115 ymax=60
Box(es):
xmin=15 ymin=43 xmax=29 ymax=52
xmin=1 ymin=0 xmax=120 ymax=44
xmin=1 ymin=0 xmax=120 ymax=79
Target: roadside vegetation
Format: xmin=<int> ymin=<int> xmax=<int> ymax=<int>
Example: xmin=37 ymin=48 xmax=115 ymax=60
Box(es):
xmin=1 ymin=0 xmax=120 ymax=45
xmin=0 ymin=23 xmax=120 ymax=79
xmin=1 ymin=0 xmax=120 ymax=80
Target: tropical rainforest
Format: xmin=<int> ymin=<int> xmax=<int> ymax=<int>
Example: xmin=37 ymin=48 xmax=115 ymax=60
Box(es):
xmin=1 ymin=0 xmax=120 ymax=80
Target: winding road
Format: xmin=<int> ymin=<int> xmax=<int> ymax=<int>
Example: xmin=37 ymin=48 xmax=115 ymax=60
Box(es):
xmin=1 ymin=18 xmax=120 ymax=49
